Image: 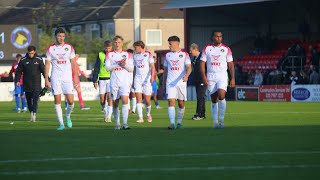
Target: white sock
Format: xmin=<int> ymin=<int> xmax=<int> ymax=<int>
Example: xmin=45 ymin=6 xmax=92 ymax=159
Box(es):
xmin=219 ymin=99 xmax=226 ymax=124
xmin=132 ymin=97 xmax=137 ymax=113
xmin=122 ymin=104 xmax=129 ymax=125
xmin=177 ymin=107 xmax=185 ymax=124
xmin=66 ymin=103 xmax=74 ymax=118
xmin=146 ymin=105 xmax=151 ymax=116
xmin=211 ymin=102 xmax=218 ymax=124
xmin=128 ymin=99 xmax=131 ymax=110
xmin=137 ymin=103 xmax=143 ymax=119
xmin=168 ymin=106 xmax=175 ymax=125
xmin=113 ymin=106 xmax=120 ymax=126
xmin=54 ymin=104 xmax=64 ymax=126
xmin=107 ymin=106 xmax=113 ymax=119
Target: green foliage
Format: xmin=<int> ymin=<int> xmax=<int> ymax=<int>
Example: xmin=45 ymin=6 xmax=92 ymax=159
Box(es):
xmin=67 ymin=33 xmax=87 ymax=54
xmin=38 ymin=33 xmax=54 ymax=56
xmin=32 ymin=2 xmax=61 ymax=35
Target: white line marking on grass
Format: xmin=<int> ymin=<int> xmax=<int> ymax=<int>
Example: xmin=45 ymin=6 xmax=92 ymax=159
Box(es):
xmin=1 ymin=164 xmax=320 ymax=175
xmin=228 ymin=111 xmax=320 ymax=115
xmin=1 ymin=151 xmax=320 ymax=164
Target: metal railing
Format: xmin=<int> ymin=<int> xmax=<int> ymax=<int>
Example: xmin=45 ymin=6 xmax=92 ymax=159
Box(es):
xmin=281 ymin=56 xmax=303 ymax=72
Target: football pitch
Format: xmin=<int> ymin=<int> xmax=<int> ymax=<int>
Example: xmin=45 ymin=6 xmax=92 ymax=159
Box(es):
xmin=0 ymin=100 xmax=319 ymax=179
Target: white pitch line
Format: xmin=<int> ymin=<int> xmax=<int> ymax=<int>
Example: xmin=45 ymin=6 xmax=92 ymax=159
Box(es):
xmin=227 ymin=111 xmax=320 ymax=115
xmin=1 ymin=151 xmax=320 ymax=164
xmin=1 ymin=164 xmax=320 ymax=175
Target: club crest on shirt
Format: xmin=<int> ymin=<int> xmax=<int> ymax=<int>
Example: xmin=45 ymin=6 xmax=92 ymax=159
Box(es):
xmin=122 ymin=55 xmax=126 ymax=58
xmin=65 ymin=48 xmax=69 ymax=51
xmin=179 ymin=54 xmax=183 ymax=58
xmin=221 ymin=49 xmax=225 ymax=52
xmin=34 ymin=62 xmax=39 ymax=64
xmin=144 ymin=54 xmax=147 ymax=57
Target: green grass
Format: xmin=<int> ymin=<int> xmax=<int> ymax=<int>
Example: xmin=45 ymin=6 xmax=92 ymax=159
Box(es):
xmin=0 ymin=100 xmax=320 ymax=180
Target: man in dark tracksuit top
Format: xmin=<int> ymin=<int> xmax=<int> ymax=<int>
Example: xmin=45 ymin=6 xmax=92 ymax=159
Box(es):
xmin=15 ymin=46 xmax=45 ymax=122
xmin=190 ymin=43 xmax=207 ymax=120
xmin=92 ymin=40 xmax=113 ymax=122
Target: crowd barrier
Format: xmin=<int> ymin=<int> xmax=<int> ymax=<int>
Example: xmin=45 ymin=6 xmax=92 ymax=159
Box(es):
xmin=1 ymin=82 xmax=319 ymax=102
xmin=235 ymin=85 xmax=320 ymax=102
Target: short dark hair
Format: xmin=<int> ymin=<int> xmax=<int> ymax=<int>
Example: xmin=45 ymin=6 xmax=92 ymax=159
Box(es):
xmin=211 ymin=30 xmax=222 ymax=39
xmin=127 ymin=49 xmax=134 ymax=54
xmin=27 ymin=45 xmax=36 ymax=52
xmin=133 ymin=41 xmax=145 ymax=49
xmin=55 ymin=27 xmax=66 ymax=36
xmin=168 ymin=36 xmax=180 ymax=42
xmin=104 ymin=40 xmax=112 ymax=47
xmin=16 ymin=54 xmax=22 ymax=58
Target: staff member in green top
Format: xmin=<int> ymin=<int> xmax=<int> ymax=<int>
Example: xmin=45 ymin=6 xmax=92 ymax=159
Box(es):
xmin=92 ymin=40 xmax=113 ymax=123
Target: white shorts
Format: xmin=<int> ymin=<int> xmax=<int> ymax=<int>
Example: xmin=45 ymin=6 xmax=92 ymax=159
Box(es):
xmin=110 ymin=83 xmax=131 ymax=100
xmin=134 ymin=76 xmax=152 ymax=95
xmin=51 ymin=79 xmax=74 ymax=95
xmin=98 ymin=79 xmax=110 ymax=94
xmin=207 ymin=73 xmax=228 ymax=95
xmin=166 ymin=83 xmax=187 ymax=101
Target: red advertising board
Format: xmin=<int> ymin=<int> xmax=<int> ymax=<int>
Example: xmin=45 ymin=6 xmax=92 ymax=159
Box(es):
xmin=259 ymin=85 xmax=291 ymax=102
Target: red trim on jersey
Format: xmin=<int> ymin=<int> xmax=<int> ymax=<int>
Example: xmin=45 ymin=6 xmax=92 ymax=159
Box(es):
xmin=46 ymin=43 xmax=56 ymax=57
xmin=221 ymin=44 xmax=232 ymax=55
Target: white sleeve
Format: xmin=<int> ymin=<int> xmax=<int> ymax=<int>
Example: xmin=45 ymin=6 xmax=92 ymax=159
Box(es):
xmin=226 ymin=47 xmax=233 ymax=62
xmin=123 ymin=52 xmax=134 ymax=72
xmin=200 ymin=47 xmax=207 ymax=62
xmin=185 ymin=52 xmax=191 ymax=65
xmin=45 ymin=47 xmax=52 ymax=61
xmin=70 ymin=45 xmax=76 ymax=59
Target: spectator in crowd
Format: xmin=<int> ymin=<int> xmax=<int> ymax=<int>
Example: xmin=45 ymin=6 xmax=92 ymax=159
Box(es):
xmin=253 ymin=69 xmax=263 ymax=85
xmin=299 ymin=70 xmax=309 ymax=84
xmin=9 ymin=54 xmax=27 ymax=112
xmin=190 ymin=43 xmax=207 ymax=120
xmin=311 ymin=47 xmax=319 ymax=67
xmin=309 ymin=65 xmax=320 ymax=84
xmin=289 ymin=70 xmax=299 ymax=85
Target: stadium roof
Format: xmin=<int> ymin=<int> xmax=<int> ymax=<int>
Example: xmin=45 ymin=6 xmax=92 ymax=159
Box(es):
xmin=162 ymin=0 xmax=276 ymax=9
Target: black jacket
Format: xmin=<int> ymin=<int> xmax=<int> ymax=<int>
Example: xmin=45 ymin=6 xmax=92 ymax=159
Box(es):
xmin=191 ymin=52 xmax=206 ymax=84
xmin=15 ymin=53 xmax=45 ymax=92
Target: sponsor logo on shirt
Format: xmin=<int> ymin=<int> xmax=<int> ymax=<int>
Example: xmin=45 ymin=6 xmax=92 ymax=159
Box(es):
xmin=170 ymin=60 xmax=180 ymax=70
xmin=136 ymin=59 xmax=145 ymax=68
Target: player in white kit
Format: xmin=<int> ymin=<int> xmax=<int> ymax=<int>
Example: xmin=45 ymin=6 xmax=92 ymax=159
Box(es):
xmin=133 ymin=41 xmax=155 ymax=123
xmin=105 ymin=35 xmax=134 ymax=130
xmin=200 ymin=31 xmax=235 ymax=128
xmin=45 ymin=28 xmax=79 ymax=130
xmin=162 ymin=36 xmax=192 ymax=129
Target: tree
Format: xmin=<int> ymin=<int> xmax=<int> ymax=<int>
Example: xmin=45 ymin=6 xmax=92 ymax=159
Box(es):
xmin=67 ymin=33 xmax=86 ymax=54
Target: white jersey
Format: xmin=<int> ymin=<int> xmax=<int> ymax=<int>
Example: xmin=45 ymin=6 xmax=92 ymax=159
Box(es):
xmin=105 ymin=50 xmax=133 ymax=86
xmin=134 ymin=51 xmax=154 ymax=81
xmin=164 ymin=50 xmax=191 ymax=87
xmin=46 ymin=43 xmax=75 ymax=82
xmin=201 ymin=43 xmax=233 ymax=80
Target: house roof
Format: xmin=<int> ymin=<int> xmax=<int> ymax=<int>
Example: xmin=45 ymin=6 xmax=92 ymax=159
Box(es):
xmin=114 ymin=0 xmax=183 ymax=19
xmin=162 ymin=0 xmax=275 ymax=9
xmin=0 ymin=0 xmax=182 ymax=25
